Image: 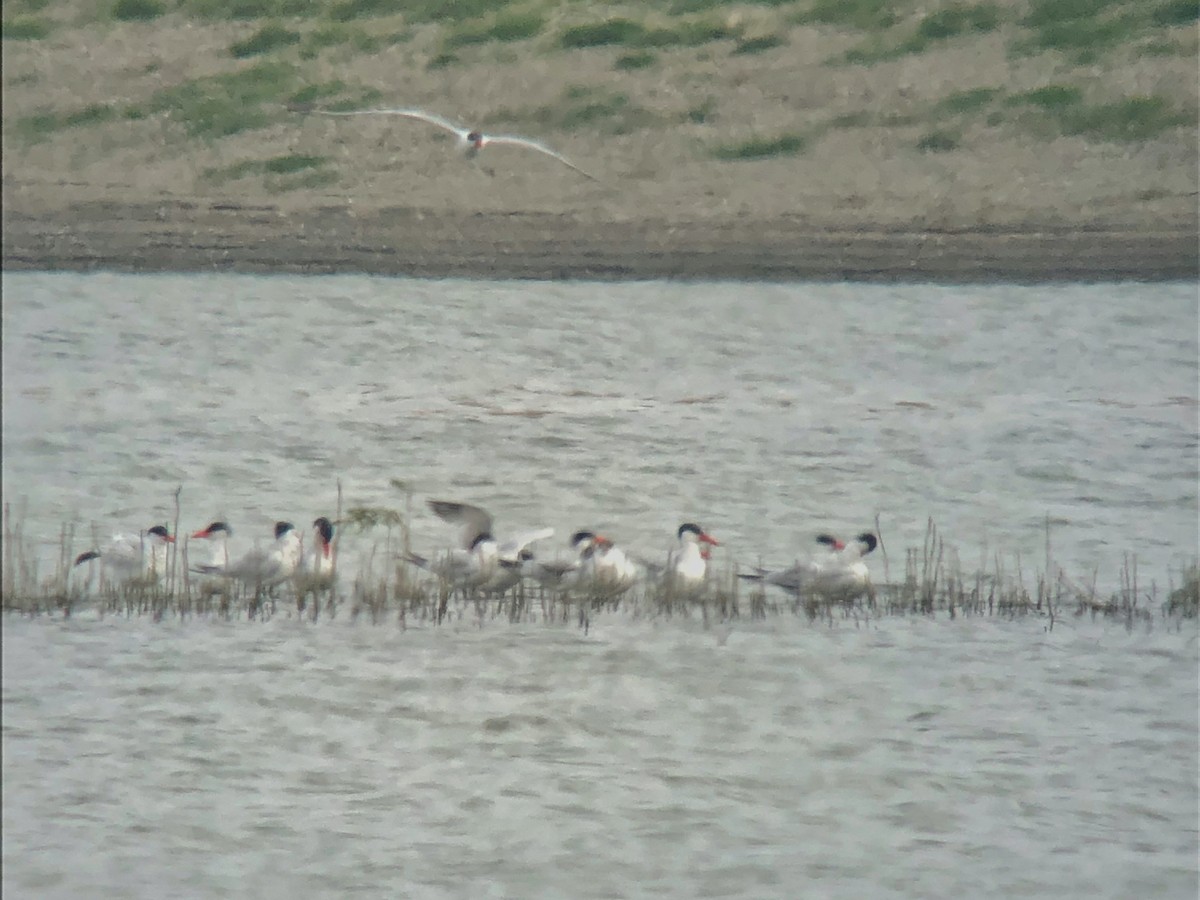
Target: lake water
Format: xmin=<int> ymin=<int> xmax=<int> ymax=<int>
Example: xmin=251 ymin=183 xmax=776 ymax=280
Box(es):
xmin=2 ymin=273 xmax=1198 ymax=898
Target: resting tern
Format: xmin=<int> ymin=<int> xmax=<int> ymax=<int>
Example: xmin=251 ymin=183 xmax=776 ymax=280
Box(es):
xmin=583 ymin=532 xmax=640 ymax=596
xmin=301 ymin=516 xmax=336 ymax=578
xmin=313 ymin=107 xmax=600 ymax=182
xmin=663 ymin=522 xmax=720 ymax=599
xmin=192 ymin=521 xmax=302 ymax=588
xmin=74 ymin=524 xmax=175 ymax=582
xmin=741 ymin=532 xmax=878 ymax=600
xmin=406 ymin=500 xmax=554 ymax=593
xmin=531 ymin=529 xmax=597 ymax=589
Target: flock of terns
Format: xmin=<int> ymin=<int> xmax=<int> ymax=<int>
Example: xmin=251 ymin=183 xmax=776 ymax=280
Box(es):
xmin=73 ymin=500 xmax=880 ymax=602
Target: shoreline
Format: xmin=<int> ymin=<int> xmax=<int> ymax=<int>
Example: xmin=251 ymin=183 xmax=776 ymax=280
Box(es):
xmin=3 ymin=199 xmax=1198 ymax=282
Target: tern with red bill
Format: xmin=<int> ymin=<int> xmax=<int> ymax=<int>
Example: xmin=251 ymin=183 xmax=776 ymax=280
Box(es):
xmin=303 ymin=516 xmax=336 ymax=578
xmin=191 ymin=521 xmax=302 ymax=588
xmin=665 ymin=522 xmax=720 ymax=598
xmin=312 ymin=107 xmax=600 ymax=182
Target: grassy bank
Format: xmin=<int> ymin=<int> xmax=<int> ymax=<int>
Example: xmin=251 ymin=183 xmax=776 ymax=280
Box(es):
xmin=3 ymin=0 xmax=1197 ymax=236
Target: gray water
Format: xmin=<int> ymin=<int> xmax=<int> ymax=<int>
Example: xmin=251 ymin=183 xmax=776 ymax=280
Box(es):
xmin=2 ymin=273 xmax=1198 ymax=898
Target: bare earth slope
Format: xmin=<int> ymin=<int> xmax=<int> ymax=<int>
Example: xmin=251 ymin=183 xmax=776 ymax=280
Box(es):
xmin=2 ymin=1 xmax=1197 ymax=281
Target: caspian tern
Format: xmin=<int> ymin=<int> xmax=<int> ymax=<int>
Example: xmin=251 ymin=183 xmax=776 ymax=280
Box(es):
xmin=302 ymin=516 xmax=336 ymax=578
xmin=73 ymin=525 xmax=175 ymax=582
xmin=192 ymin=521 xmax=302 ymax=589
xmin=741 ymin=532 xmax=878 ymax=600
xmin=406 ymin=500 xmax=554 ymax=594
xmin=531 ymin=529 xmax=597 ymax=589
xmin=312 ymin=107 xmax=600 ymax=182
xmin=663 ymin=522 xmax=720 ymax=598
xmin=585 ymin=533 xmax=640 ymax=596
xmin=190 ymin=521 xmax=233 ymax=572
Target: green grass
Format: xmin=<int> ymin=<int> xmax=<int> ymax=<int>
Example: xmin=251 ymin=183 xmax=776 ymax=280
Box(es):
xmin=230 ymin=23 xmax=301 ymax=57
xmin=1023 ymin=0 xmax=1125 ymax=28
xmin=1014 ymin=0 xmax=1184 ymax=63
xmin=732 ymin=33 xmax=787 ymax=54
xmin=841 ymin=2 xmax=1004 ymax=62
xmin=326 ymin=0 xmax=397 ymax=22
xmin=560 ymin=16 xmax=737 ymax=50
xmin=936 ymin=86 xmax=1003 ymax=115
xmin=560 ymin=18 xmax=645 ymax=48
xmin=799 ymin=0 xmax=901 ymax=30
xmin=13 ymin=103 xmax=118 ymax=141
xmin=685 ymin=97 xmax=717 ymax=124
xmin=178 ymin=0 xmax=309 ymax=19
xmin=917 ymin=129 xmax=960 ymax=151
xmin=1059 ymin=94 xmax=1192 ymax=141
xmin=1007 ymin=84 xmax=1084 ymax=110
xmin=112 ymin=0 xmax=165 ymax=21
xmin=913 ymin=3 xmax=1002 ymax=41
xmin=378 ymin=0 xmax=494 ymax=24
xmin=205 ymin=153 xmax=333 ymax=193
xmin=442 ymin=11 xmax=544 ymax=48
xmin=712 ymin=132 xmax=807 ymax=160
xmin=614 ymin=50 xmax=656 ymax=70
xmin=138 ymin=61 xmax=298 ymax=139
xmin=1151 ymin=0 xmax=1199 ymax=25
xmin=3 ymin=16 xmax=51 ymax=39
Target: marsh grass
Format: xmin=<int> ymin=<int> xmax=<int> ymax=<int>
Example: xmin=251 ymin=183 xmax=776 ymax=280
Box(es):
xmin=13 ymin=103 xmax=118 ymax=142
xmin=916 ymin=128 xmax=961 ymax=152
xmin=498 ymin=86 xmax=659 ymax=135
xmin=712 ymin=132 xmax=807 ymax=160
xmin=732 ymin=34 xmax=787 ymax=55
xmin=559 ymin=16 xmax=739 ymax=50
xmin=4 ymin=488 xmax=1195 ymax=631
xmin=112 ymin=0 xmax=165 ymax=22
xmin=204 ymin=153 xmax=331 ymax=190
xmin=137 ymin=61 xmax=298 ymax=139
xmin=799 ymin=0 xmax=901 ymax=31
xmin=441 ymin=10 xmax=544 ymax=49
xmin=3 ymin=16 xmax=51 ymax=39
xmin=230 ymin=22 xmax=302 ymax=58
xmin=841 ymin=2 xmax=1004 ymax=64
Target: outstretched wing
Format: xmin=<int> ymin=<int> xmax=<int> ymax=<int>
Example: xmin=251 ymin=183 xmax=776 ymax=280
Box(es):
xmin=313 ymin=107 xmax=467 ymax=138
xmin=427 ymin=500 xmax=494 ymax=550
xmin=498 ymin=527 xmax=555 ymax=562
xmin=485 ymin=134 xmax=600 ymax=181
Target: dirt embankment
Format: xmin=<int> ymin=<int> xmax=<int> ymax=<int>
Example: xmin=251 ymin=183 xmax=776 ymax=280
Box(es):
xmin=2 ymin=5 xmax=1197 ymax=281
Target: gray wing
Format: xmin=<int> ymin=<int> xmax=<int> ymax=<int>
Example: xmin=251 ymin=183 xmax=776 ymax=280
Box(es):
xmin=427 ymin=500 xmax=494 ymax=550
xmin=312 ymin=107 xmax=467 ymax=138
xmin=484 ymin=134 xmax=600 ymax=182
xmin=498 ymin=527 xmax=555 ymax=562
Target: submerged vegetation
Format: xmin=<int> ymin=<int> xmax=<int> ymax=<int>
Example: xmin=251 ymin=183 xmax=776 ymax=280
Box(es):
xmin=4 ymin=497 xmax=1195 ymax=635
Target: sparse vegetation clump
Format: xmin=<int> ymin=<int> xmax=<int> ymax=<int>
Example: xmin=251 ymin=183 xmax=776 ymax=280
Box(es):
xmin=442 ymin=11 xmax=544 ymax=49
xmin=3 ymin=16 xmax=51 ymax=39
xmin=230 ymin=23 xmax=301 ymax=58
xmin=712 ymin=132 xmax=807 ymax=160
xmin=112 ymin=0 xmax=165 ymax=22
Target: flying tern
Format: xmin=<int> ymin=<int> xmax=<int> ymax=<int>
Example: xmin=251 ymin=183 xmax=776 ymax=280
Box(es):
xmin=312 ymin=107 xmax=601 ymax=182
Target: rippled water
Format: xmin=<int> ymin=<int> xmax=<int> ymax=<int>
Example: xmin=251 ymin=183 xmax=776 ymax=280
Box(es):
xmin=1 ymin=274 xmax=1196 ymax=581
xmin=2 ymin=274 xmax=1198 ymax=898
xmin=3 ymin=615 xmax=1198 ymax=899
